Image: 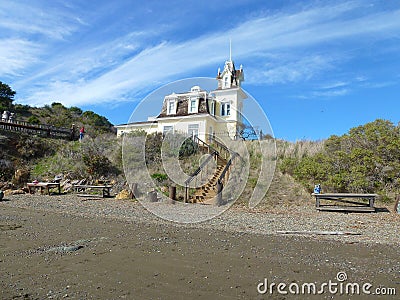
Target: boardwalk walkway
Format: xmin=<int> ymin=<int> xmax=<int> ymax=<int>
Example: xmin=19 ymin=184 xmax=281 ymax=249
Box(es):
xmin=0 ymin=120 xmax=72 ymax=140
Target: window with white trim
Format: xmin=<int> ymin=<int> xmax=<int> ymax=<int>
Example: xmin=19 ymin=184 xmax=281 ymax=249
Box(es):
xmin=167 ymin=99 xmax=176 ymax=115
xmin=221 ymin=102 xmax=230 ymax=116
xmin=188 ymin=97 xmax=198 ymax=113
xmin=188 ymin=124 xmax=199 ymax=137
xmin=210 ymin=101 xmax=215 ymax=115
xmin=224 ymin=76 xmax=229 ymax=88
xmin=163 ymin=126 xmax=173 ymax=135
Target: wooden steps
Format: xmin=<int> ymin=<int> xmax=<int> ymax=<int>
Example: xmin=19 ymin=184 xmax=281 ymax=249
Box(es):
xmin=187 ymin=136 xmax=234 ymax=205
xmin=190 ymin=163 xmax=225 ymax=204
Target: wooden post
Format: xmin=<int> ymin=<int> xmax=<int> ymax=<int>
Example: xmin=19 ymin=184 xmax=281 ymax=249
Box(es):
xmin=315 ymin=195 xmax=320 ymax=208
xmin=148 ymin=191 xmax=157 ymax=202
xmin=369 ymin=196 xmax=375 ymax=208
xmin=169 ymin=185 xmax=176 ymax=201
xmin=184 ymin=186 xmax=188 ymax=203
xmin=131 ymin=183 xmax=139 ymax=198
xmin=216 ymin=180 xmax=223 ymax=206
xmin=395 ymin=195 xmax=400 ymax=214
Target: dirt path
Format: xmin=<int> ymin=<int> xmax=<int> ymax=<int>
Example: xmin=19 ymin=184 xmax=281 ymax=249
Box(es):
xmin=1 ymin=204 xmax=398 ymax=299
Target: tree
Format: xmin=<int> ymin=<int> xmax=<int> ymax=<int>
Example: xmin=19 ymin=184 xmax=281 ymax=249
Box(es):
xmin=179 ymin=137 xmax=198 ymax=158
xmin=0 ymin=81 xmax=16 ymax=110
xmin=69 ymin=106 xmax=83 ymax=116
xmin=237 ymin=124 xmax=259 ymax=140
xmin=81 ymin=110 xmax=113 ymax=131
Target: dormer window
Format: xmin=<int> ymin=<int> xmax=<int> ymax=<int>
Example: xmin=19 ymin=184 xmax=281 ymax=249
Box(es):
xmin=210 ymin=101 xmax=215 ymax=116
xmin=221 ymin=102 xmax=230 ymax=116
xmin=191 ymin=86 xmax=201 ymax=92
xmin=167 ymin=98 xmax=176 ymax=115
xmin=188 ymin=97 xmax=198 ymax=113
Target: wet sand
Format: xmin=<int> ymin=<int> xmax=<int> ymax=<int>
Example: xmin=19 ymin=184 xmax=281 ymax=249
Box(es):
xmin=1 ymin=202 xmax=399 ymax=299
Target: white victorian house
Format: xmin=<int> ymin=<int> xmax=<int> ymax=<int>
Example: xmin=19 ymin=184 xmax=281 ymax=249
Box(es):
xmin=115 ymin=58 xmax=246 ymax=141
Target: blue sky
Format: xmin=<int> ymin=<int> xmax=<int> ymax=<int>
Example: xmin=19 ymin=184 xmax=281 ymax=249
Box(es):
xmin=1 ymin=0 xmax=399 ymax=141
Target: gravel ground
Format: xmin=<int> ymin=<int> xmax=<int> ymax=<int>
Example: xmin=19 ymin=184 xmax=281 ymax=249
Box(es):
xmin=2 ymin=193 xmax=399 ymax=245
xmin=1 ymin=194 xmax=399 ymax=299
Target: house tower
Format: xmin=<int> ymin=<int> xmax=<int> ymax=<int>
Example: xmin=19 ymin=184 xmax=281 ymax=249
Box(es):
xmin=213 ymin=48 xmax=246 ymax=139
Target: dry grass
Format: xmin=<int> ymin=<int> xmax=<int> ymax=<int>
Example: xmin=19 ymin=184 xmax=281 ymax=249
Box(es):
xmin=276 ymin=139 xmax=324 ymax=159
xmin=233 ymin=139 xmax=322 ymax=210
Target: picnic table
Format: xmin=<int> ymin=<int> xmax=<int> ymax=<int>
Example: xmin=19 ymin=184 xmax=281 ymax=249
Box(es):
xmin=73 ymin=184 xmax=113 ymax=198
xmin=312 ymin=193 xmax=377 ymax=212
xmin=27 ymin=182 xmax=61 ymax=195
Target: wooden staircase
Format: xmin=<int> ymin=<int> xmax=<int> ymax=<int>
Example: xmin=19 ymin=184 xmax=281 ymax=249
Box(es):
xmin=184 ymin=136 xmax=238 ymax=205
xmin=190 ymin=158 xmax=226 ymax=204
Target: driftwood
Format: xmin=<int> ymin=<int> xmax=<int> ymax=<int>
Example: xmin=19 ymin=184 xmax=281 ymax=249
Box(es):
xmin=276 ymin=230 xmax=361 ymax=236
xmin=79 ymin=195 xmax=104 ymax=201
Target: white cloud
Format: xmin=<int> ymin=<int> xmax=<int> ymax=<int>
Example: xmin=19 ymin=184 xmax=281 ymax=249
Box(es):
xmin=0 ymin=39 xmax=40 ymax=77
xmin=360 ymin=81 xmax=397 ymax=89
xmin=313 ymin=88 xmax=350 ymax=97
xmin=246 ymin=55 xmax=336 ymax=85
xmin=320 ymin=81 xmax=349 ymax=90
xmin=0 ymin=1 xmax=82 ymax=39
xmin=10 ymin=1 xmax=400 ymax=106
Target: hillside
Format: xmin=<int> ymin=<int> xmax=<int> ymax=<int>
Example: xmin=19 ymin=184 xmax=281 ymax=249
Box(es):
xmin=2 ymin=118 xmax=399 ymax=205
xmin=1 ymin=82 xmax=116 ymax=188
xmin=1 ymin=78 xmax=398 ymax=205
xmin=11 ymin=102 xmax=114 ymax=135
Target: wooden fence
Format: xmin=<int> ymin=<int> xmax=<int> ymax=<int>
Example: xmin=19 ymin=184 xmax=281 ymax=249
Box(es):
xmin=0 ymin=120 xmax=72 ymax=140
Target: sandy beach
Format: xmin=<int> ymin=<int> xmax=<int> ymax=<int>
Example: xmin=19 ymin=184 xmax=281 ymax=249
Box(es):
xmin=1 ymin=194 xmax=399 ymax=299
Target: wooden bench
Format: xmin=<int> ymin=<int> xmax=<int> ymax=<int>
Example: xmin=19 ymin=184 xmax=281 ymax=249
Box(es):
xmin=73 ymin=185 xmax=113 ymax=198
xmin=312 ymin=193 xmax=377 ymax=212
xmin=27 ymin=182 xmax=61 ymax=195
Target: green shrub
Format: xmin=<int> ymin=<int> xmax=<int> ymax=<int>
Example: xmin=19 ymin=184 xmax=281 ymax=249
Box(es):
xmin=281 ymin=119 xmax=400 ymax=196
xmin=16 ymin=136 xmax=55 ymax=159
xmin=14 ymin=104 xmax=31 ymax=114
xmin=145 ymin=133 xmax=163 ymax=165
xmin=0 ymin=159 xmax=14 ymax=181
xmin=151 ymin=173 xmax=168 ymax=182
xmin=27 ymin=116 xmax=40 ymax=124
xmin=279 ymin=157 xmax=298 ymax=176
xmin=82 ymin=152 xmax=114 ymax=177
xmin=179 ymin=138 xmax=198 ymax=158
xmin=69 ymin=106 xmax=83 ymax=116
xmin=81 ymin=110 xmax=112 ymax=132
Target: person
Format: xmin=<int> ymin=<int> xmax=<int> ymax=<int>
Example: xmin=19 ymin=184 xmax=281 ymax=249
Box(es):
xmin=2 ymin=111 xmax=9 ymax=122
xmin=79 ymin=126 xmax=85 ymax=141
xmin=70 ymin=124 xmax=76 ymax=141
xmin=9 ymin=112 xmax=15 ymax=123
xmin=314 ymin=184 xmax=321 ymax=194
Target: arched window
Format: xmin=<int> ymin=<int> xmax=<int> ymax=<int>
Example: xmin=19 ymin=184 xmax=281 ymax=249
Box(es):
xmin=224 ymin=76 xmax=229 ymax=88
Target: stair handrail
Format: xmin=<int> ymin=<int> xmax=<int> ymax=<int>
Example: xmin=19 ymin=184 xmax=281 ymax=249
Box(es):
xmin=217 ymin=152 xmax=239 ymax=185
xmin=210 ymin=137 xmax=230 ymax=153
xmin=190 ymin=135 xmax=240 ymax=186
xmin=184 ymin=150 xmax=218 ymax=186
xmin=192 ymin=136 xmax=219 ymax=154
xmin=184 ymin=135 xmax=240 ymax=202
